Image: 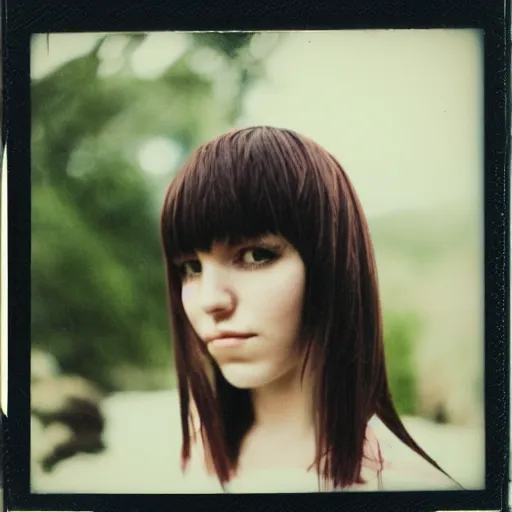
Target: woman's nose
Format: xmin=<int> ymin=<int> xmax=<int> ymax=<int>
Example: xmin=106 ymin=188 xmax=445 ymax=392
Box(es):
xmin=197 ymin=265 xmax=235 ymax=316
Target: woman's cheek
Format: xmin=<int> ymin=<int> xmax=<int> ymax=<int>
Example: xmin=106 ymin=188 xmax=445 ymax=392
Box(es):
xmin=182 ymin=284 xmax=193 ymax=302
xmin=181 ymin=284 xmax=196 ymax=320
xmin=277 ymin=272 xmax=306 ymax=315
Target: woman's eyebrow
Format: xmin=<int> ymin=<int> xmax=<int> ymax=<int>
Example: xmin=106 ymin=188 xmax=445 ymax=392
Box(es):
xmin=234 ymin=235 xmax=265 ymax=246
xmin=225 ymin=236 xmax=288 ymax=255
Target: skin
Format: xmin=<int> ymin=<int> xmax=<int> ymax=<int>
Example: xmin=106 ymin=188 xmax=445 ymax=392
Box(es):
xmin=178 ymin=234 xmax=306 ymax=391
xmin=175 ymin=234 xmax=459 ymax=490
xmin=177 ymin=234 xmax=316 ymax=470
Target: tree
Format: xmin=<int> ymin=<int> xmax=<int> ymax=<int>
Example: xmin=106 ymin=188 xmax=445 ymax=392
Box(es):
xmin=31 ymin=32 xmax=280 ymax=391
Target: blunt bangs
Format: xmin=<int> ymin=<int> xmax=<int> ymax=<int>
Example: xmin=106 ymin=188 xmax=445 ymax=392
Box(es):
xmin=161 ymin=126 xmax=326 ymax=261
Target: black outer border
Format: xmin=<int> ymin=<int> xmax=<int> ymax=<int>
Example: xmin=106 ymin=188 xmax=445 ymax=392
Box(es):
xmin=3 ymin=0 xmax=509 ymax=511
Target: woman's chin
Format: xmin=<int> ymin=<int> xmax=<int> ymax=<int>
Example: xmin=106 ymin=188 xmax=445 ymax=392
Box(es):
xmin=218 ymin=360 xmax=301 ymax=390
xmin=221 ymin=375 xmax=265 ymax=390
xmin=218 ymin=364 xmax=271 ymax=390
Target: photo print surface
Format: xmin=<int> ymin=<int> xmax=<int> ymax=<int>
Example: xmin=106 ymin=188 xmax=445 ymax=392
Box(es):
xmin=28 ymin=29 xmax=486 ymax=495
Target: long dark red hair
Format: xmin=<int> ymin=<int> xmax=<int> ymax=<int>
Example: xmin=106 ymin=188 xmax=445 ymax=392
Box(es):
xmin=160 ymin=126 xmax=452 ymax=490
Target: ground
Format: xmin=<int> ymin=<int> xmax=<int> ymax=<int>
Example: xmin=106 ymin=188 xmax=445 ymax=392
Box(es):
xmin=31 ymin=389 xmax=485 ymax=493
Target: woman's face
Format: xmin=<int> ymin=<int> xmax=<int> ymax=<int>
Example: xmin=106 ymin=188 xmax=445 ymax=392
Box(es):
xmin=177 ymin=234 xmax=306 ymax=389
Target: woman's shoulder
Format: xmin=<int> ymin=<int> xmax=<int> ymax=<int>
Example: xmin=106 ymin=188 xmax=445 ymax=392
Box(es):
xmin=379 ymin=449 xmax=459 ymax=491
xmin=369 ymin=416 xmax=461 ymax=491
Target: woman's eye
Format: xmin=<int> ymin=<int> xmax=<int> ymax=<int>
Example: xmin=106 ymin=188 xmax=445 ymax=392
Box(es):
xmin=241 ymin=248 xmax=277 ymax=265
xmin=180 ymin=260 xmax=201 ymax=278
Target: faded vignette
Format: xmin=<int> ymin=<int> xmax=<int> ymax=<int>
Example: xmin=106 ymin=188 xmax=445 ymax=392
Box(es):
xmin=27 ymin=30 xmax=485 ymax=495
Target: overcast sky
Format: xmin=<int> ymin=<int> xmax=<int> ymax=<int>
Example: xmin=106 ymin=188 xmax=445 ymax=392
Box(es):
xmin=238 ymin=30 xmax=483 ymax=216
xmin=31 ymin=29 xmax=483 ymax=217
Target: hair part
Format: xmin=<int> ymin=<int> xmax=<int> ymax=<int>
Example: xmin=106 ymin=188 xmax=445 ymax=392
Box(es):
xmin=161 ymin=126 xmax=457 ymax=489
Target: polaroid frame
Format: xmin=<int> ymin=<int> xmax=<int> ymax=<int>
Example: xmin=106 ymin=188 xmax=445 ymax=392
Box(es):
xmin=3 ymin=0 xmax=509 ymax=511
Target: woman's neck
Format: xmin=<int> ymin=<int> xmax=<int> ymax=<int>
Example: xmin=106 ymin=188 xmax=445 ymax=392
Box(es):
xmin=250 ymin=365 xmax=315 ymax=437
xmin=235 ymin=366 xmax=317 ymax=474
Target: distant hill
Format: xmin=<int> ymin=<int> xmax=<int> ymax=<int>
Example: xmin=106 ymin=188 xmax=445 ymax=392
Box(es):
xmin=367 ymin=203 xmax=483 ymax=426
xmin=368 ymin=204 xmax=480 ymax=269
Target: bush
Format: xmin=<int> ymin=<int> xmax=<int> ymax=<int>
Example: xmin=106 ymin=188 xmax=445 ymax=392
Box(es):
xmin=383 ymin=311 xmax=421 ymax=416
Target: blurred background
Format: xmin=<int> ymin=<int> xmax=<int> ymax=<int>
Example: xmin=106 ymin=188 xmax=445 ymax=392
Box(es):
xmin=29 ymin=30 xmax=485 ymax=492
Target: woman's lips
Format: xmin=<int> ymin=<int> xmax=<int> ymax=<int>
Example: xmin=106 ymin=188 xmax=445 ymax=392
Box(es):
xmin=208 ymin=335 xmax=254 ymax=349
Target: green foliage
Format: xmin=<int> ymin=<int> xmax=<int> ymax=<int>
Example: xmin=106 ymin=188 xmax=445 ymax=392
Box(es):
xmin=191 ymin=33 xmax=253 ymax=59
xmin=383 ymin=311 xmax=420 ymax=415
xmin=31 ymin=33 xmax=423 ymax=410
xmin=31 ymin=33 xmax=271 ymax=392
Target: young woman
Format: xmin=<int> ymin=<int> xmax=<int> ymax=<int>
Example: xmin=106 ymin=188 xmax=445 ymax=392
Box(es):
xmin=160 ymin=126 xmax=461 ymax=493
